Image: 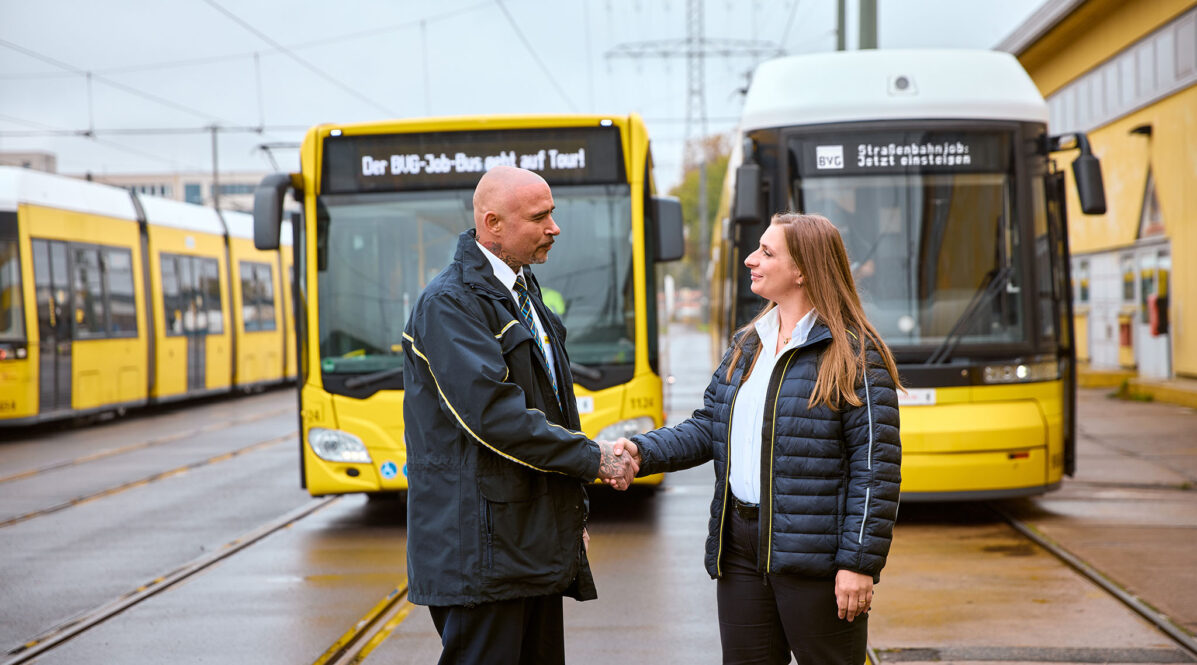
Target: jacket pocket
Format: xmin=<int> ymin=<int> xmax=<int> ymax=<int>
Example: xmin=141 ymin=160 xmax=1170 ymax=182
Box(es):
xmin=477 ymin=471 xmax=561 ymax=582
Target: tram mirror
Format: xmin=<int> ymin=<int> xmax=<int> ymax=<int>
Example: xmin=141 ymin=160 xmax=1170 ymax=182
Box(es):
xmin=1071 ymin=154 xmax=1107 ymax=215
xmin=733 ymin=164 xmax=762 ymax=224
xmin=253 ymin=173 xmax=293 ymax=250
xmin=653 ymin=196 xmax=685 ymax=262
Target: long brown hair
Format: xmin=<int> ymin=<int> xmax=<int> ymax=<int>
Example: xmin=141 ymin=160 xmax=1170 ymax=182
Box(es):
xmin=726 ymin=213 xmax=902 ymax=409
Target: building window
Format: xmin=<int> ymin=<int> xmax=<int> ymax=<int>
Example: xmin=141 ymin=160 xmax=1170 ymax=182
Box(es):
xmin=184 ymin=183 xmax=203 ymax=205
xmin=1075 ymin=259 xmax=1090 ymax=304
xmin=1121 ymin=254 xmax=1136 ymax=303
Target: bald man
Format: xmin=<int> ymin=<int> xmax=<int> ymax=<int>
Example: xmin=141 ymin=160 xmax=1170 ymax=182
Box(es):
xmin=402 ymin=166 xmax=636 ymax=665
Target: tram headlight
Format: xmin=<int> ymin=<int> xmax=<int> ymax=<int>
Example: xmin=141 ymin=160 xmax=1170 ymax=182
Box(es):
xmin=308 ymin=427 xmax=372 ymax=463
xmin=981 ymin=359 xmax=1060 ymax=384
xmin=596 ymin=416 xmax=656 ymax=442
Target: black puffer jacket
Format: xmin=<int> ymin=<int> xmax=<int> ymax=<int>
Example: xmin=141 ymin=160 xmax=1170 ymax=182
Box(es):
xmin=633 ymin=323 xmax=900 ymax=581
xmin=402 ymin=231 xmax=601 ymax=606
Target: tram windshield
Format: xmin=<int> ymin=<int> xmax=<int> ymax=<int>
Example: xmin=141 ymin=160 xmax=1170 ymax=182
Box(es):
xmin=792 ymin=131 xmax=1023 ymax=351
xmin=0 ymin=239 xmax=24 ymax=341
xmin=315 ymin=184 xmax=635 ymax=375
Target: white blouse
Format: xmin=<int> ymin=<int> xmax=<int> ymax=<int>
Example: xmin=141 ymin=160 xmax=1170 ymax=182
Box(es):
xmin=727 ymin=307 xmax=818 ymax=505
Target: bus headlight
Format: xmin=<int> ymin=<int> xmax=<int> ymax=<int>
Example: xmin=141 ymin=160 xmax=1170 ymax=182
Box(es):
xmin=981 ymin=359 xmax=1060 ymax=384
xmin=308 ymin=427 xmax=372 ymax=463
xmin=596 ymin=416 xmax=656 ymax=441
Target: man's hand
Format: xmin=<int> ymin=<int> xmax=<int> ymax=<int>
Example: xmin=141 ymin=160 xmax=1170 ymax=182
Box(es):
xmin=835 ymin=569 xmax=874 ymax=622
xmin=596 ymin=440 xmax=638 ymax=490
xmin=612 ymin=438 xmax=640 ymax=466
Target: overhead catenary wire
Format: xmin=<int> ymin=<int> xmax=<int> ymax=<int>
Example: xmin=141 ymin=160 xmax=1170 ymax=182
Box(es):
xmin=198 ymin=0 xmax=399 ymax=118
xmin=0 ymin=2 xmax=492 ymax=81
xmin=0 ymin=113 xmax=206 ymax=170
xmin=0 ymin=38 xmax=231 ymax=124
xmin=494 ymin=0 xmax=580 ymax=111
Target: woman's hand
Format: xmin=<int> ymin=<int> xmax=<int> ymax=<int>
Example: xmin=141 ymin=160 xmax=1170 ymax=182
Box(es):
xmin=835 ymin=569 xmax=874 ymax=622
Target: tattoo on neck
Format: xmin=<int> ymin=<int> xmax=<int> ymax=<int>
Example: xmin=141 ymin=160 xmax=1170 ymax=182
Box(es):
xmin=482 ymin=241 xmax=524 ymax=271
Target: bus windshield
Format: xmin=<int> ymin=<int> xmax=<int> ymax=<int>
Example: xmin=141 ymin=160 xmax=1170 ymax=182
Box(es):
xmin=315 ymin=183 xmax=635 ymax=375
xmin=797 ymin=171 xmax=1023 ymax=350
xmin=0 ymin=239 xmax=24 ymax=341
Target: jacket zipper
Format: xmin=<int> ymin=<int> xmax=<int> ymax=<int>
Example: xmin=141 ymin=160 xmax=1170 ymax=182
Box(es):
xmin=763 ymin=352 xmax=797 ymax=574
xmin=483 ymin=500 xmax=494 ymax=569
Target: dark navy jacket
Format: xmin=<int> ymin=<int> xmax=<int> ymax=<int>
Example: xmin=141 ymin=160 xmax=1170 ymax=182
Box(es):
xmin=633 ymin=325 xmax=901 ymax=581
xmin=402 ymin=231 xmax=601 ymax=606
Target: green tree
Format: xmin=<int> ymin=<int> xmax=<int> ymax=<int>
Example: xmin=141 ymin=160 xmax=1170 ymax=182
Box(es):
xmin=667 ymin=134 xmax=730 ymax=290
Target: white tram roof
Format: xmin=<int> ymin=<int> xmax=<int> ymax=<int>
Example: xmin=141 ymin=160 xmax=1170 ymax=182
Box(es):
xmin=740 ymin=49 xmax=1048 ymax=132
xmin=0 ymin=166 xmax=138 ymax=220
xmin=221 ymin=209 xmax=255 ymax=241
xmin=139 ymin=195 xmax=226 ymax=235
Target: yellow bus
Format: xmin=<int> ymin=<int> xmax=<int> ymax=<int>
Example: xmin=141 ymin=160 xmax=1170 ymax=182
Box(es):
xmin=0 ymin=167 xmax=295 ymax=426
xmin=714 ymin=50 xmax=1107 ymax=501
xmin=253 ymin=114 xmax=683 ymax=496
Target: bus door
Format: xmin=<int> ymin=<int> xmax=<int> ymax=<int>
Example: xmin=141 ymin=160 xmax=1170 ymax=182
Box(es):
xmin=32 ymin=239 xmax=72 ymax=413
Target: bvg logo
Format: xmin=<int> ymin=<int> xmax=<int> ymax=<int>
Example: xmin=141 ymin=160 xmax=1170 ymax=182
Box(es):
xmin=816 ymin=145 xmax=844 ymax=169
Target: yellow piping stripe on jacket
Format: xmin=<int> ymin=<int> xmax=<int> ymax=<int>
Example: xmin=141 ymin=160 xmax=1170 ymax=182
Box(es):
xmin=494 ymin=320 xmax=520 ymax=339
xmin=403 ymin=332 xmax=563 ymax=475
xmin=765 ymin=352 xmax=798 ymax=572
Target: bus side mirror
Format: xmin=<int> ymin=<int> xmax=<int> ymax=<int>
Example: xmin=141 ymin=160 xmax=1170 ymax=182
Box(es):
xmin=254 ymin=173 xmax=294 ymax=250
xmin=1050 ymin=132 xmax=1107 ymax=216
xmin=653 ymin=196 xmax=685 ymax=262
xmin=732 ymin=163 xmax=762 ymax=225
xmin=1072 ymin=153 xmax=1107 ymax=215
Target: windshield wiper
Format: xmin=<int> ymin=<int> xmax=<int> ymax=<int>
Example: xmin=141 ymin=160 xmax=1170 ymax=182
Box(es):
xmin=924 ymin=265 xmax=1013 ymax=365
xmin=570 ymin=362 xmax=603 ymax=382
xmin=343 ymin=366 xmax=404 ymax=389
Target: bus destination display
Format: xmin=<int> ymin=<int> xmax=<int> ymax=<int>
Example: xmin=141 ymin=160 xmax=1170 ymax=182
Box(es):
xmin=323 ymin=126 xmax=625 ymax=193
xmin=791 ymin=132 xmax=1010 ymax=177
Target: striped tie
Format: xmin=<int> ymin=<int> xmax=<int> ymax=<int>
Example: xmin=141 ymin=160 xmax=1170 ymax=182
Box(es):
xmin=513 ymin=274 xmax=560 ymax=400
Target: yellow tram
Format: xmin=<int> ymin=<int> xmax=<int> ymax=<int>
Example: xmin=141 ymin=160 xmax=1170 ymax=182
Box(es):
xmin=0 ymin=167 xmax=295 ymax=425
xmin=713 ymin=51 xmax=1108 ymax=500
xmin=253 ymin=114 xmax=683 ymax=496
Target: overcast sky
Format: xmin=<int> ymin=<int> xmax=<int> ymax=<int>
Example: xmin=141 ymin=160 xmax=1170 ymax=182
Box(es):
xmin=0 ymin=0 xmax=1045 ymax=191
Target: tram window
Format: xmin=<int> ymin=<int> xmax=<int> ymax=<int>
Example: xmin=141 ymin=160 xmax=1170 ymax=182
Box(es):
xmin=73 ymin=247 xmax=107 ymax=338
xmin=257 ymin=264 xmax=276 ymax=331
xmin=201 ymin=259 xmax=223 ymax=334
xmin=240 ymin=261 xmax=277 ymax=332
xmin=161 ymin=255 xmax=184 ymax=335
xmin=105 ymin=249 xmax=137 ymax=336
xmin=0 ymin=238 xmax=24 ymax=340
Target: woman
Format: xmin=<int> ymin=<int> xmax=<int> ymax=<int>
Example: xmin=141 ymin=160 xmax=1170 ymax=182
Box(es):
xmin=620 ymin=213 xmax=902 ymax=664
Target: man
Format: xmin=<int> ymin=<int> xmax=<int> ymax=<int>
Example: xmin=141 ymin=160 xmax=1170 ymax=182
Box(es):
xmin=402 ymin=166 xmax=637 ymax=665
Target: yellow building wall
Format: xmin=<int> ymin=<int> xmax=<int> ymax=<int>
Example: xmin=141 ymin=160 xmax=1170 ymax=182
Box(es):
xmin=1017 ymin=0 xmax=1197 ymax=377
xmin=1020 ymin=0 xmax=1196 ymax=96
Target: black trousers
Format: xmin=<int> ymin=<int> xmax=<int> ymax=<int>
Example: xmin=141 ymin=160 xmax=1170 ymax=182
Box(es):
xmin=429 ymin=594 xmax=564 ymax=665
xmin=717 ymin=504 xmax=868 ymax=665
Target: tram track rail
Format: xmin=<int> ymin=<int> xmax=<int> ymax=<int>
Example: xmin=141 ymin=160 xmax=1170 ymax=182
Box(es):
xmin=313 ymin=581 xmax=415 ymax=665
xmin=2 ymin=496 xmax=339 ymax=665
xmin=0 ymin=430 xmax=297 ymax=529
xmin=0 ymin=405 xmax=293 ymax=486
xmin=989 ymin=502 xmax=1197 ymax=660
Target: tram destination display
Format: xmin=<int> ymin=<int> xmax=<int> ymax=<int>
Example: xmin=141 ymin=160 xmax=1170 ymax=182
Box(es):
xmin=323 ymin=126 xmax=625 ymax=193
xmin=790 ymin=131 xmax=1011 ymax=177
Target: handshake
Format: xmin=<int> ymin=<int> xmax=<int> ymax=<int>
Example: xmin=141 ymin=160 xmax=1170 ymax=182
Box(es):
xmin=595 ymin=438 xmax=641 ymax=491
